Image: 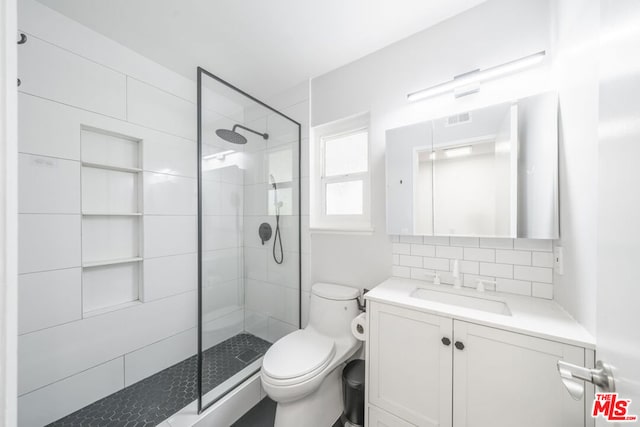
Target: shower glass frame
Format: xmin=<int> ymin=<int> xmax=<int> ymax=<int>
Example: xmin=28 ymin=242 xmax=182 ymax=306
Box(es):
xmin=196 ymin=67 xmax=302 ymax=414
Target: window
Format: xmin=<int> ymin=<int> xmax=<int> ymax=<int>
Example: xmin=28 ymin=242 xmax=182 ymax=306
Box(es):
xmin=311 ymin=113 xmax=371 ymax=231
xmin=267 ymin=146 xmax=294 ymax=215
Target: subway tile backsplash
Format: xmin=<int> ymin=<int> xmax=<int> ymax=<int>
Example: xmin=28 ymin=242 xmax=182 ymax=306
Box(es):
xmin=391 ymin=235 xmax=555 ymax=299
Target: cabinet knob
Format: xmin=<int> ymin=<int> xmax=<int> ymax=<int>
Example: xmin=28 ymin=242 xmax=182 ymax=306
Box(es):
xmin=454 ymin=341 xmax=465 ymax=350
xmin=441 ymin=337 xmax=451 ymax=346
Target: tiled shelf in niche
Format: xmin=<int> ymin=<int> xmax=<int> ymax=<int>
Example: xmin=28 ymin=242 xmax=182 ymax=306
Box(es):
xmin=81 ymin=161 xmax=142 ymax=173
xmin=81 ymin=126 xmax=141 ymax=170
xmin=82 ymin=261 xmax=142 ymax=317
xmin=83 ymin=301 xmax=142 ymax=318
xmin=81 ymin=215 xmax=140 ymax=262
xmin=82 ymin=166 xmax=139 ymax=214
xmin=80 ymin=126 xmax=143 ymax=315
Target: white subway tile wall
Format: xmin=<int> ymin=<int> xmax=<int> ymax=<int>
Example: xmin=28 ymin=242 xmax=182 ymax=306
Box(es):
xmin=390 ymin=235 xmax=554 ymax=299
xmin=17 ymin=1 xmax=241 ymax=424
xmin=18 ymin=4 xmax=308 ymax=425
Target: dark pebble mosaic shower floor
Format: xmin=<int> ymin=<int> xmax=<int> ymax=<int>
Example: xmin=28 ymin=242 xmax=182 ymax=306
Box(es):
xmin=47 ymin=333 xmax=271 ymax=427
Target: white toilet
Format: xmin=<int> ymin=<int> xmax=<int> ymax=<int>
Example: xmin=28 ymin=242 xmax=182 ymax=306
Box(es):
xmin=261 ymin=283 xmax=362 ymax=427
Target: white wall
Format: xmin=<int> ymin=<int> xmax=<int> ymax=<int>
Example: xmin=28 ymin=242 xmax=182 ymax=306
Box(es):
xmin=310 ymin=0 xmax=553 ymax=292
xmin=550 ymin=0 xmax=600 ymax=335
xmin=16 ymin=1 xmax=221 ymax=425
xmin=596 ymin=0 xmax=640 ymax=407
xmin=1 ymin=0 xmax=19 ymax=425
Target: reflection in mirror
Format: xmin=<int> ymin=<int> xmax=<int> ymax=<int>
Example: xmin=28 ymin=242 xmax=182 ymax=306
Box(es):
xmin=414 ymin=149 xmax=433 ymax=234
xmin=268 ymin=145 xmax=294 ymax=215
xmin=432 ymin=101 xmax=517 ymax=237
xmin=385 ymin=122 xmax=432 ymax=235
xmin=517 ymin=93 xmax=559 ymax=238
xmin=385 ymin=92 xmax=558 ymax=239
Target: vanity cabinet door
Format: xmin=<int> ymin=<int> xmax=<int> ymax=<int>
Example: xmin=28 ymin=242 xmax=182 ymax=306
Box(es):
xmin=368 ymin=405 xmax=416 ymax=427
xmin=368 ymin=302 xmax=453 ymax=427
xmin=452 ymin=321 xmax=586 ymax=427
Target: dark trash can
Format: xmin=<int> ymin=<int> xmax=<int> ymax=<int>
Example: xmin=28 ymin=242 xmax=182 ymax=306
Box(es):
xmin=341 ymin=359 xmax=365 ymax=426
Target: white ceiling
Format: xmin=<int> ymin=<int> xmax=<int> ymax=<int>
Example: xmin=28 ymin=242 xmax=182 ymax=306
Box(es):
xmin=36 ymin=0 xmax=485 ymax=99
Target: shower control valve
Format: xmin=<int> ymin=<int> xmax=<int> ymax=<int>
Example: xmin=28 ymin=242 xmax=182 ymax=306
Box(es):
xmin=258 ymin=222 xmax=272 ymax=245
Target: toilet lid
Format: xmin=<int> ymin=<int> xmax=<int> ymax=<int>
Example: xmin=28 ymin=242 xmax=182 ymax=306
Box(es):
xmin=262 ymin=330 xmax=335 ymax=380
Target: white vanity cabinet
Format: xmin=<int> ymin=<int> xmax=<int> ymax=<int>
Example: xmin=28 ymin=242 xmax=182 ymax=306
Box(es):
xmin=366 ymin=301 xmax=588 ymax=427
xmin=368 ymin=302 xmax=453 ymax=427
xmin=368 ymin=405 xmax=415 ymax=427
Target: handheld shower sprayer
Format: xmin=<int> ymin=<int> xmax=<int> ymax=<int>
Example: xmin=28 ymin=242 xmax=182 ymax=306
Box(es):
xmin=270 ymin=174 xmax=284 ymax=265
xmin=270 ymin=174 xmax=283 ymax=213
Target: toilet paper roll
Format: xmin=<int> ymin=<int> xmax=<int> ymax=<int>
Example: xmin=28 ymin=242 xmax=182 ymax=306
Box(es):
xmin=351 ymin=313 xmax=367 ymax=341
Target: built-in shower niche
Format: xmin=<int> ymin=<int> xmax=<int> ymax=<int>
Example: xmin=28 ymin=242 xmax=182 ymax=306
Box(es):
xmin=80 ymin=127 xmax=143 ymax=316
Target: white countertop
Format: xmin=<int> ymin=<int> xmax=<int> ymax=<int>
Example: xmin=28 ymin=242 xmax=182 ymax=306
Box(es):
xmin=365 ymin=277 xmax=595 ymax=349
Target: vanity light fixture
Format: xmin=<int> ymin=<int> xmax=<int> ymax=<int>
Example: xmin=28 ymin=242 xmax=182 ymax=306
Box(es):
xmin=407 ymin=50 xmax=546 ymax=102
xmin=444 ymin=146 xmax=473 ymax=158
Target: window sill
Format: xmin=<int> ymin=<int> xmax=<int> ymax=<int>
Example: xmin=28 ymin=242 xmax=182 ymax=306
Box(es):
xmin=310 ymin=227 xmax=375 ymax=236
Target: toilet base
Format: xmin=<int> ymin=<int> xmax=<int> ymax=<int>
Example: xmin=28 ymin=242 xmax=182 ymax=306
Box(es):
xmin=274 ymin=365 xmax=343 ymax=427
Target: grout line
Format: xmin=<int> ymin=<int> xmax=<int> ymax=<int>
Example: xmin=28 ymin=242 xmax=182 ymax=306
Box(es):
xmin=18 ymin=266 xmax=82 ymax=276
xmin=125 ymin=75 xmax=129 ymax=121
xmin=18 ymin=212 xmax=81 ymax=216
xmin=17 ymin=151 xmax=81 ymax=163
xmin=18 ymin=151 xmax=199 ymax=180
xmin=18 ymin=289 xmax=198 ymax=337
xmin=79 ymin=124 xmax=85 ymax=318
xmin=121 ymin=356 xmax=126 ymax=389
xmin=18 ymin=315 xmax=83 ymax=337
xmin=125 ymin=74 xmax=195 ymax=105
xmin=142 ymin=213 xmax=198 ymax=217
xmin=20 ymin=92 xmax=196 ymax=143
xmin=18 ymin=31 xmax=195 ymax=104
xmin=19 ymin=264 xmax=83 ymax=276
xmin=18 ymin=355 xmax=125 ymax=398
xmin=143 ymin=252 xmax=198 ymax=260
xmin=17 ymin=31 xmax=130 ymax=78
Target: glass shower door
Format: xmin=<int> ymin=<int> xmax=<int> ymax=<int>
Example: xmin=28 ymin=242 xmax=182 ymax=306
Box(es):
xmin=197 ymin=67 xmax=301 ymax=412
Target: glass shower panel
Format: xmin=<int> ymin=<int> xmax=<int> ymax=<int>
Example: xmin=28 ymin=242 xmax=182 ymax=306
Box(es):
xmin=197 ymin=68 xmax=301 ymax=411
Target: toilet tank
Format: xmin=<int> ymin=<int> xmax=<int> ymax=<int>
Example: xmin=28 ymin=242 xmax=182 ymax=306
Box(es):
xmin=308 ymin=283 xmax=361 ymax=338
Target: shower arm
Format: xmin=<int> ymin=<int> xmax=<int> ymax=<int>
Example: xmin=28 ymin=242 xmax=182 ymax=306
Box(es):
xmin=232 ymin=124 xmax=269 ymax=140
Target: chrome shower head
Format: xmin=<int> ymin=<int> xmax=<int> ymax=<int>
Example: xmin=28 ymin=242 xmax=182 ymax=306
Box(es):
xmin=216 ymin=124 xmax=268 ymax=145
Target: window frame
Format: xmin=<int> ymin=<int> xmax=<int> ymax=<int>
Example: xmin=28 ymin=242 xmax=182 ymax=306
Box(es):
xmin=311 ymin=113 xmax=372 ymax=232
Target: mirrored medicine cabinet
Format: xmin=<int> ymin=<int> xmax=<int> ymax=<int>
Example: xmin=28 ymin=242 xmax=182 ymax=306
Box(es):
xmin=386 ymin=92 xmax=559 ymax=239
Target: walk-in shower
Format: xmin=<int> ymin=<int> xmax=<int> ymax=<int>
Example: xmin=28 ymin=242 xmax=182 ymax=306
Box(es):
xmin=41 ymin=68 xmax=301 ymax=426
xmin=197 ymin=67 xmax=302 ymax=413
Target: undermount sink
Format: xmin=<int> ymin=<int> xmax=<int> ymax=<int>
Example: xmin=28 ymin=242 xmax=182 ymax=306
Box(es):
xmin=410 ymin=288 xmax=512 ymax=316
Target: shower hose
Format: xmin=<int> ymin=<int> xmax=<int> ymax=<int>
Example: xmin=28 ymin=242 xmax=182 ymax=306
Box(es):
xmin=273 ymin=212 xmax=283 ymax=264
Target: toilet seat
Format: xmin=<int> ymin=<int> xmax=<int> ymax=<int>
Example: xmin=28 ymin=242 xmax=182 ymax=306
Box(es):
xmin=262 ymin=330 xmax=336 ymax=385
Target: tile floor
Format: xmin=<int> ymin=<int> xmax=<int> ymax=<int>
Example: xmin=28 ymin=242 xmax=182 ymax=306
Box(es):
xmin=47 ymin=333 xmax=271 ymax=426
xmin=232 ymin=397 xmax=344 ymax=427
